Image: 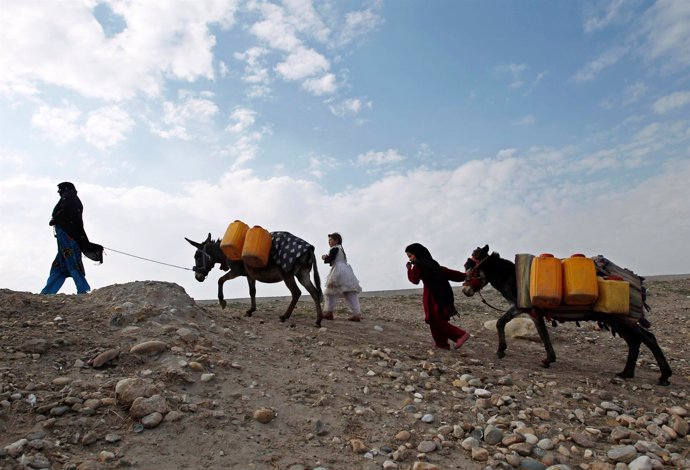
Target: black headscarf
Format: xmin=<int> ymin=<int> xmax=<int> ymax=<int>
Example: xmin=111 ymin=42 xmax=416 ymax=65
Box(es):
xmin=405 ymin=243 xmax=455 ymax=310
xmin=52 ymin=182 xmax=103 ymax=263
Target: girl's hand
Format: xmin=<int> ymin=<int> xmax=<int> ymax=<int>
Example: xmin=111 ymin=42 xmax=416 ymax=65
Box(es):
xmin=321 ymin=254 xmax=327 ymax=260
xmin=406 ymin=261 xmax=412 ymax=269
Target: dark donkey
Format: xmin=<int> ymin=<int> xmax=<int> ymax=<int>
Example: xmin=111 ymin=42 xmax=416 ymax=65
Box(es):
xmin=462 ymin=245 xmax=672 ymax=386
xmin=185 ymin=232 xmax=325 ymax=327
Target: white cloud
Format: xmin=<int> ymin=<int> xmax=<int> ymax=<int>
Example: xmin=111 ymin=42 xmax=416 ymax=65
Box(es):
xmin=496 ymin=63 xmax=528 ymax=89
xmin=0 ymin=0 xmax=239 ymax=100
xmin=151 ymin=92 xmax=219 ymax=140
xmin=573 ymin=47 xmax=628 ymax=82
xmin=338 ymin=6 xmax=383 ymax=46
xmin=638 ymin=0 xmax=690 ymax=71
xmin=583 ymin=0 xmax=628 ymax=33
xmin=275 ymin=47 xmax=330 ymax=81
xmin=307 ymin=155 xmax=339 ymax=178
xmin=622 ymin=82 xmax=648 ymax=105
xmin=329 ymin=97 xmax=372 ymax=117
xmin=226 ymin=107 xmax=257 ymax=133
xmin=31 ymin=104 xmax=81 ymax=145
xmin=302 ymin=73 xmax=337 ymax=95
xmin=83 ymin=106 xmax=134 ymax=150
xmin=652 ymin=91 xmax=690 ymax=114
xmin=356 ymin=149 xmax=405 ymax=166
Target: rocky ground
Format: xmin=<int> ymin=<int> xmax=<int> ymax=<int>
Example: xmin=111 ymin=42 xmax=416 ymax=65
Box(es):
xmin=1 ymin=277 xmax=689 ymax=470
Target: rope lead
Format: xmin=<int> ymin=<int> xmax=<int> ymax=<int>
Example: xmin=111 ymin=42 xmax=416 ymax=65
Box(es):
xmin=103 ymin=246 xmax=193 ymax=271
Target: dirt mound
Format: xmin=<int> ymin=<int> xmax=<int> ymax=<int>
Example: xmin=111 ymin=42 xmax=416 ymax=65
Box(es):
xmin=1 ymin=279 xmax=689 ymax=469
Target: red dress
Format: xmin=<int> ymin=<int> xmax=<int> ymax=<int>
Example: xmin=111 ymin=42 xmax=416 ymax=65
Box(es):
xmin=407 ymin=264 xmax=468 ymax=349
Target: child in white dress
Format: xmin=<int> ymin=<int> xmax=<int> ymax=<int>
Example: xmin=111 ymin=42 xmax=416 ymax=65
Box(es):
xmin=321 ymin=232 xmax=362 ymax=321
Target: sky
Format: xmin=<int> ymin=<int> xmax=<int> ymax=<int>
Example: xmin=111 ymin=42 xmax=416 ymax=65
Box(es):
xmin=1 ymin=0 xmax=689 ymax=301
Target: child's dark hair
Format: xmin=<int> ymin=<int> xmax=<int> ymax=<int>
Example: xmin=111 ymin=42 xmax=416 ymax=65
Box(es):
xmin=328 ymin=232 xmax=342 ymax=244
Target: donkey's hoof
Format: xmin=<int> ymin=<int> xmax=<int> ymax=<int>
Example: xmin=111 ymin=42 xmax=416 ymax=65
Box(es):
xmin=497 ymin=350 xmax=506 ymax=359
xmin=541 ymin=359 xmax=551 ymax=368
xmin=658 ymin=378 xmax=671 ymax=386
xmin=244 ymin=311 xmax=253 ymax=317
xmin=314 ymin=322 xmax=321 ymax=328
xmin=279 ymin=315 xmax=287 ymax=322
xmin=219 ymin=300 xmax=227 ymax=309
xmin=616 ymin=371 xmax=634 ymax=379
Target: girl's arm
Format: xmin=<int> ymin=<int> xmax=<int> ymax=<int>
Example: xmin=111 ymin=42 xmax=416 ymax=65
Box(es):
xmin=323 ymin=246 xmax=339 ymax=264
xmin=442 ymin=266 xmax=466 ymax=283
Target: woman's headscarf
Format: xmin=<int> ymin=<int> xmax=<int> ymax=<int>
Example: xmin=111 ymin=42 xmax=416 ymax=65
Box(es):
xmin=405 ymin=243 xmax=455 ymax=310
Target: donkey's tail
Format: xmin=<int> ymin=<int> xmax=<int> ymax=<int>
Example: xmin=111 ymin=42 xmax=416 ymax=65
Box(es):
xmin=311 ymin=249 xmax=323 ymax=302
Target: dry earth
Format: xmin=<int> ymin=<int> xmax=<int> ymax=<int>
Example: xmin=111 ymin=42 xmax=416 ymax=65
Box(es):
xmin=1 ymin=276 xmax=689 ymax=470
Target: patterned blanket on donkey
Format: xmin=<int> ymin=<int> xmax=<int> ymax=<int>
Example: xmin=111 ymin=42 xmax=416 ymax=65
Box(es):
xmin=270 ymin=232 xmax=314 ymax=272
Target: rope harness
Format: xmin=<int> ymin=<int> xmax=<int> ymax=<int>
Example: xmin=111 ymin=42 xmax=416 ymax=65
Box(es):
xmin=463 ymin=255 xmax=506 ymax=312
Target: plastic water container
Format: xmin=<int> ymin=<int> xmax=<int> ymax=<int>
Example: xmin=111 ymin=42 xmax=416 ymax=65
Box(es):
xmin=562 ymin=254 xmax=598 ymax=305
xmin=593 ymin=276 xmax=630 ymax=314
xmin=220 ymin=220 xmax=249 ymax=260
xmin=242 ymin=226 xmax=272 ymax=268
xmin=529 ymin=253 xmax=563 ymax=308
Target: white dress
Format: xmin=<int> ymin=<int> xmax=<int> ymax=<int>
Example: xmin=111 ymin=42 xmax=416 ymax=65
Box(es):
xmin=324 ymin=245 xmax=362 ymax=295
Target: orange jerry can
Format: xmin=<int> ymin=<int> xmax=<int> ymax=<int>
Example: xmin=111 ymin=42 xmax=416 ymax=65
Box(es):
xmin=529 ymin=253 xmax=563 ymax=308
xmin=562 ymin=254 xmax=598 ymax=305
xmin=241 ymin=225 xmax=272 ymax=268
xmin=220 ymin=220 xmax=249 ymax=260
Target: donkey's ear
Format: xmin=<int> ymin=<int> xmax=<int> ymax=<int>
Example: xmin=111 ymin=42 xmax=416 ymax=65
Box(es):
xmin=205 ymin=233 xmax=212 ymax=243
xmin=482 ymin=244 xmax=489 ymax=254
xmin=185 ymin=237 xmax=202 ymax=249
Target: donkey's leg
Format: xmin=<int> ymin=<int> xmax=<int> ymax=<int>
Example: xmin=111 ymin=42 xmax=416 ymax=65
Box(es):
xmin=637 ymin=326 xmax=672 ymax=386
xmin=217 ymin=271 xmax=238 ymax=309
xmin=278 ymin=276 xmax=302 ymax=323
xmin=495 ymin=306 xmax=519 ymax=358
xmin=296 ymin=268 xmax=324 ymax=328
xmin=245 ymin=278 xmax=257 ymax=317
xmin=614 ymin=322 xmax=641 ymax=380
xmin=533 ymin=313 xmax=556 ymax=368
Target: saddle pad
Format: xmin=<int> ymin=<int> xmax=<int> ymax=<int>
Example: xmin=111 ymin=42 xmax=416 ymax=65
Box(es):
xmin=270 ymin=232 xmax=313 ymax=272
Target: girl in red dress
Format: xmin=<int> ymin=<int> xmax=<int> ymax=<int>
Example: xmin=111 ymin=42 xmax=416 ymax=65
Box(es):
xmin=405 ymin=243 xmax=470 ymax=350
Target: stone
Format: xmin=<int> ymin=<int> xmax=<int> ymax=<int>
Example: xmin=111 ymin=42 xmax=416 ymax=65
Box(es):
xmin=606 ymin=444 xmax=638 ymax=463
xmin=141 ymin=411 xmax=163 ymax=428
xmin=115 ymin=378 xmax=160 ymax=406
xmin=253 ymin=407 xmax=275 ymax=424
xmin=416 ymin=440 xmax=436 ymax=453
xmin=471 ymin=447 xmax=489 ymax=461
xmin=129 ymin=340 xmax=168 ymax=355
xmin=395 ymin=430 xmax=411 ymax=441
xmin=350 ymin=438 xmax=367 ymax=454
xmin=129 ymin=394 xmax=169 ymax=418
xmin=90 ymin=348 xmax=120 ymax=367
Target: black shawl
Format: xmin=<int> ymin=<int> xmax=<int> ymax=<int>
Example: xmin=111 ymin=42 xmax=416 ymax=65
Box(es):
xmin=52 ymin=183 xmax=103 ymax=263
xmin=405 ymin=243 xmax=455 ymax=309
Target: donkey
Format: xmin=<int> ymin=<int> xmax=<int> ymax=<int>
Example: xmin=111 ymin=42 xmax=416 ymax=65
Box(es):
xmin=185 ymin=233 xmax=325 ymax=327
xmin=462 ymin=244 xmax=672 ymax=386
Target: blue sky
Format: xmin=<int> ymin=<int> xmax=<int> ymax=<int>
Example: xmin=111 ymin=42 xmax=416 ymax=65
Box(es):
xmin=1 ymin=0 xmax=689 ymax=300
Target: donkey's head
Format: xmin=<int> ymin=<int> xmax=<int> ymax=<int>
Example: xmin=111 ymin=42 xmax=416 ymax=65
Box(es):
xmin=462 ymin=244 xmax=490 ymax=297
xmin=185 ymin=233 xmax=217 ymax=282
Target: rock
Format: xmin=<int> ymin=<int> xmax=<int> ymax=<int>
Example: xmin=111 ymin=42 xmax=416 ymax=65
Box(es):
xmin=52 ymin=376 xmax=72 ymax=386
xmin=165 ymin=410 xmax=185 ymax=422
xmin=200 ymin=373 xmax=215 ymax=382
xmin=416 ymin=440 xmax=436 ymax=453
xmin=628 ymin=455 xmax=653 ymax=470
xmin=395 ymin=430 xmax=411 ymax=441
xmin=19 ymin=339 xmax=48 ymax=354
xmin=115 ymin=378 xmax=160 ymax=406
xmin=129 ymin=340 xmax=168 ymax=355
xmin=129 ymin=394 xmax=169 ymax=418
xmin=253 ymin=407 xmax=275 ymax=424
xmin=571 ymin=431 xmax=596 ymax=448
xmin=90 ymin=348 xmax=120 ymax=367
xmin=350 ymin=438 xmax=367 ymax=453
xmin=141 ymin=411 xmax=163 ymax=428
xmin=411 ymin=463 xmax=440 ymax=470
xmin=471 ymin=447 xmax=489 ymax=461
xmin=606 ymin=444 xmax=638 ymax=463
